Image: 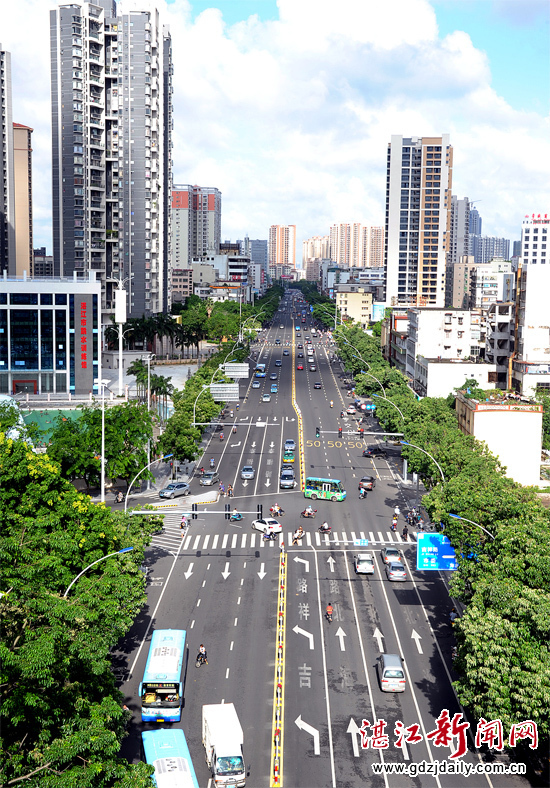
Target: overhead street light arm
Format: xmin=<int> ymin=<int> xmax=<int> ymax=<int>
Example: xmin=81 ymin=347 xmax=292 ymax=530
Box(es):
xmin=400 ymin=440 xmax=445 ymax=484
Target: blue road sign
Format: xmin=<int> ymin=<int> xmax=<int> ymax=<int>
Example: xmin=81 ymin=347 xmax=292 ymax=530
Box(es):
xmin=416 ymin=533 xmax=458 ymax=571
xmin=310 ymin=306 xmax=314 ymax=312
xmin=354 ymin=539 xmax=369 ymax=547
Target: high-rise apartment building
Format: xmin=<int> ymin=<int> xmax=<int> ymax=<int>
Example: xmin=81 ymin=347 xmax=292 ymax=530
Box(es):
xmin=1 ymin=45 xmax=15 ymax=275
xmin=13 ymin=123 xmax=33 ymax=277
xmin=171 ymin=185 xmax=222 ymax=269
xmin=50 ymin=1 xmax=173 ymax=319
xmin=361 ymin=225 xmax=384 ymax=267
xmin=302 ymin=235 xmax=329 ymax=266
xmin=329 ymin=223 xmax=351 ymax=266
xmin=269 ymin=225 xmax=296 ymax=269
xmin=470 ymin=235 xmax=510 ymax=264
xmin=244 ymin=238 xmax=268 ymax=274
xmin=469 ymin=207 xmax=482 ymax=235
xmin=384 ymin=134 xmax=453 ymax=307
xmin=448 ymin=196 xmax=470 ymax=266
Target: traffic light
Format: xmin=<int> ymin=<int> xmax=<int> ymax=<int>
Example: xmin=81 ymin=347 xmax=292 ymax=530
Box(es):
xmin=225 ymin=504 xmax=231 ymax=521
xmin=257 ymin=504 xmax=263 ymax=520
xmin=338 ymin=427 xmax=342 ymax=437
xmin=359 ymin=428 xmax=364 ymax=437
xmin=316 ymin=426 xmax=320 ymax=438
xmin=191 ymin=503 xmax=198 ymax=520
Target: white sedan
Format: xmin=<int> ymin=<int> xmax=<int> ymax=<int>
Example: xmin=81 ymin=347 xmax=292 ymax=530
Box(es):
xmin=251 ymin=517 xmax=283 ymax=534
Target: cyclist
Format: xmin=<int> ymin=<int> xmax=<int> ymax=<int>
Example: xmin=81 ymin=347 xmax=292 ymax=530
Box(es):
xmin=326 ymin=602 xmax=333 ymax=622
xmin=330 ymin=400 xmax=334 ymax=408
xmin=197 ymin=644 xmax=208 ymax=665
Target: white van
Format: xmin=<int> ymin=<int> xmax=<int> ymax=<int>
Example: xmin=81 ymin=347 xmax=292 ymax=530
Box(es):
xmin=377 ymin=654 xmax=406 ymax=692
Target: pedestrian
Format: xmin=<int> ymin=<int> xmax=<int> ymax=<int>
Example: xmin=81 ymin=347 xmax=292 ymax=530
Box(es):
xmin=402 ymin=525 xmax=409 ymax=541
xmin=219 ymin=482 xmax=225 ymax=496
xmin=227 ymin=484 xmax=233 ymax=498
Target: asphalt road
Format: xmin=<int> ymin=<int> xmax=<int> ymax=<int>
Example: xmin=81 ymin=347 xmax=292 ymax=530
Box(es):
xmin=115 ymin=294 xmax=533 ymax=788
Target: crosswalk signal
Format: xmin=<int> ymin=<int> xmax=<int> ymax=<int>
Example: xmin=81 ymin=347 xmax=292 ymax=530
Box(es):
xmin=191 ymin=503 xmax=198 ymax=520
xmin=338 ymin=427 xmax=342 ymax=437
xmin=316 ymin=426 xmax=320 ymax=438
xmin=225 ymin=504 xmax=231 ymax=520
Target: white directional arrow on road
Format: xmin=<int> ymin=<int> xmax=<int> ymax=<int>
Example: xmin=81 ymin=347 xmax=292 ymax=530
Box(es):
xmin=411 ymin=629 xmax=423 ymax=654
xmin=242 ymin=480 xmax=248 ymax=487
xmin=221 ymin=562 xmax=231 ymax=580
xmin=240 ymin=417 xmax=248 ymax=421
xmin=285 ymin=417 xmax=296 ymax=422
xmin=257 ymin=563 xmax=267 ymax=579
xmin=373 ymin=628 xmax=385 ymax=652
xmin=292 ymin=625 xmax=314 ymax=649
xmin=184 ymin=563 xmax=194 ymax=580
xmin=230 ymin=441 xmax=241 ymax=448
xmin=251 ymin=441 xmax=256 ymax=448
xmin=270 ymin=441 xmax=275 ymax=448
xmin=264 ymin=479 xmax=271 ymax=487
xmin=335 ymin=627 xmax=347 ymax=651
xmin=327 ymin=556 xmax=336 ymax=572
xmin=293 ymin=556 xmax=310 ymax=572
xmin=295 ymin=716 xmax=320 ymax=755
xmin=347 ymin=718 xmax=361 ymax=757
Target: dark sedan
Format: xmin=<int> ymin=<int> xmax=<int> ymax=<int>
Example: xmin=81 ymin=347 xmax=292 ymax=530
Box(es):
xmin=362 ymin=445 xmax=388 ymax=459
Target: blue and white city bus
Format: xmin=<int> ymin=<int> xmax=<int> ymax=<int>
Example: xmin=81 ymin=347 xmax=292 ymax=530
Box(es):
xmin=142 ymin=729 xmax=199 ymax=788
xmin=139 ymin=629 xmax=185 ymax=723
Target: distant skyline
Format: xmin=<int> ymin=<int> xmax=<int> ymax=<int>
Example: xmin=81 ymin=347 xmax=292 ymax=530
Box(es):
xmin=3 ymin=0 xmax=549 ymax=257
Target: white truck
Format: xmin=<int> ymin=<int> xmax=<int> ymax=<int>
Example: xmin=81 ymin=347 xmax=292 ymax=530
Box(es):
xmin=202 ymin=703 xmax=245 ymax=787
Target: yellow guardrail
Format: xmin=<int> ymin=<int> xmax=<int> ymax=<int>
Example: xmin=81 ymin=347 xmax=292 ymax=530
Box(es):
xmin=291 ymin=326 xmax=305 ymax=490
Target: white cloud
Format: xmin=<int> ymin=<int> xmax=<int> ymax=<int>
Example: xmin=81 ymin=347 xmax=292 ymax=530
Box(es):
xmin=2 ymin=0 xmax=548 ymax=257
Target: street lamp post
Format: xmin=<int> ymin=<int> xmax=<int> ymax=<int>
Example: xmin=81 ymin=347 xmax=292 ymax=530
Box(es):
xmin=94 ymin=378 xmax=110 ymax=503
xmin=448 ymin=513 xmax=495 ymax=541
xmin=141 ymin=353 xmax=155 ymax=490
xmin=124 ymin=453 xmax=174 ymax=513
xmin=400 ymin=440 xmax=445 ymax=484
xmin=372 ymin=393 xmax=405 ymax=420
xmin=63 ymin=547 xmax=134 ymax=597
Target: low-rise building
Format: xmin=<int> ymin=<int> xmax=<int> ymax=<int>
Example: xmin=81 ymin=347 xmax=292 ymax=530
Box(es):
xmin=511 ymin=262 xmax=550 ymax=396
xmin=171 ymin=268 xmax=193 ymax=303
xmin=416 ymin=357 xmax=496 ymax=398
xmin=0 ymin=271 xmax=101 ymax=395
xmin=455 ymin=390 xmax=543 ymax=486
xmin=485 ymin=302 xmax=515 ymax=389
xmin=334 ymin=284 xmax=374 ymax=329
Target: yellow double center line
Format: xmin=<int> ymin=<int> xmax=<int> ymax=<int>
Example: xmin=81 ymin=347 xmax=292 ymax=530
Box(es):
xmin=291 ymin=326 xmax=305 ymax=490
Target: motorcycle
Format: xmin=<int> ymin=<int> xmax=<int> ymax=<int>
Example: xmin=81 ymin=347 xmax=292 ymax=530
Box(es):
xmin=263 ymin=531 xmax=277 ymax=542
xmin=326 ymin=609 xmax=333 ymax=624
xmin=219 ymin=433 xmax=224 ymax=441
xmin=232 ymin=426 xmax=237 ymax=434
xmin=209 ymin=459 xmax=215 ymax=469
xmin=318 ymin=524 xmax=332 ymax=534
xmin=390 ymin=520 xmax=397 ymax=532
xmin=195 ymin=653 xmax=208 ymax=668
xmin=114 ymin=491 xmax=124 ymax=504
xmin=359 ymin=489 xmax=367 ymax=500
xmin=270 ymin=506 xmax=285 ymax=516
xmin=230 ymin=513 xmax=243 ymax=522
xmin=300 ymin=509 xmax=317 ymax=519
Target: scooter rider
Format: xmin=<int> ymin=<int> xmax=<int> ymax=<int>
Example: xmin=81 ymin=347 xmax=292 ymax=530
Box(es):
xmin=319 ymin=521 xmax=330 ymax=533
xmin=197 ymin=644 xmax=208 ymax=665
xmin=210 ymin=458 xmax=215 ymax=468
xmin=304 ymin=505 xmax=314 ymax=517
xmin=326 ymin=602 xmax=333 ymax=622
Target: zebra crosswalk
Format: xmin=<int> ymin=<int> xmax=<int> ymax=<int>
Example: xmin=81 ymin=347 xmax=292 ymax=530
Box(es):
xmin=150 ymin=525 xmax=414 ymax=552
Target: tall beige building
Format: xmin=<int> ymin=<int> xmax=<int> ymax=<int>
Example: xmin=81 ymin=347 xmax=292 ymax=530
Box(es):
xmin=302 ymin=234 xmax=329 ymax=265
xmin=385 ymin=134 xmax=453 ymax=307
xmin=364 ymin=226 xmax=384 ymax=267
xmin=13 ymin=123 xmax=33 ymax=277
xmin=269 ymin=224 xmax=296 ymax=268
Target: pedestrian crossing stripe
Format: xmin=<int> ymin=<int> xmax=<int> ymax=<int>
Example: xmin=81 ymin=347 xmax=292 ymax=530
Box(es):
xmin=150 ymin=529 xmax=414 ymax=550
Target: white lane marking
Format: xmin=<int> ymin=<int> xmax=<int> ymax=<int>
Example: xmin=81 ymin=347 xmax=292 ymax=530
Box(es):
xmin=226 ymin=668 xmax=230 ymax=679
xmin=230 ymin=641 xmax=234 ymax=650
xmin=237 ymin=596 xmax=241 ymax=605
xmin=196 ymin=599 xmax=201 ymax=607
xmin=315 ymin=532 xmax=321 ymax=546
xmin=202 ymin=580 xmax=206 ymax=587
xmin=234 ymin=618 xmax=238 ymax=626
xmin=193 ymin=535 xmax=200 ymax=550
xmin=241 ymin=534 xmax=246 ymax=548
xmin=203 ymin=535 xmax=210 ymax=550
xmin=212 ymin=534 xmax=219 ymax=549
xmin=190 ymin=619 xmax=195 ymax=629
xmin=377 ymin=531 xmax=385 ymax=543
xmin=231 ymin=534 xmax=237 ymax=549
xmin=251 ymin=533 xmax=256 ymax=548
xmin=183 ymin=535 xmax=192 ymax=549
xmin=222 ymin=534 xmax=228 ymax=549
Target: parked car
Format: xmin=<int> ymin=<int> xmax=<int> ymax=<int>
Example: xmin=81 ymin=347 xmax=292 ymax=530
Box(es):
xmin=251 ymin=517 xmax=282 ymax=534
xmin=159 ymin=482 xmax=190 ymax=499
xmin=240 ymin=466 xmax=255 ymax=480
xmin=200 ymin=471 xmax=220 ymax=486
xmin=362 ymin=445 xmax=387 ymax=458
xmin=354 ymin=553 xmax=375 ymax=574
xmin=385 ymin=562 xmax=407 ymax=582
xmin=381 ymin=546 xmax=403 ymax=564
xmin=284 ymin=440 xmax=296 ymax=451
xmin=358 ymin=475 xmax=376 ymax=491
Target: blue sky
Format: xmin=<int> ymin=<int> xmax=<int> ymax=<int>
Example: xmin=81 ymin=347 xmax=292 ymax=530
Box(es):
xmin=3 ymin=0 xmax=549 ymax=253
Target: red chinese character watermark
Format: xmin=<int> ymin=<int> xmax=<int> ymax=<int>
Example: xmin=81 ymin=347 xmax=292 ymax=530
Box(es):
xmin=360 ymin=719 xmax=389 ymax=749
xmin=394 ymin=721 xmax=423 ymax=748
xmin=475 ymin=718 xmax=504 ymax=751
xmin=427 ymin=710 xmax=469 ymax=759
xmin=509 ymin=721 xmax=538 ymax=750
